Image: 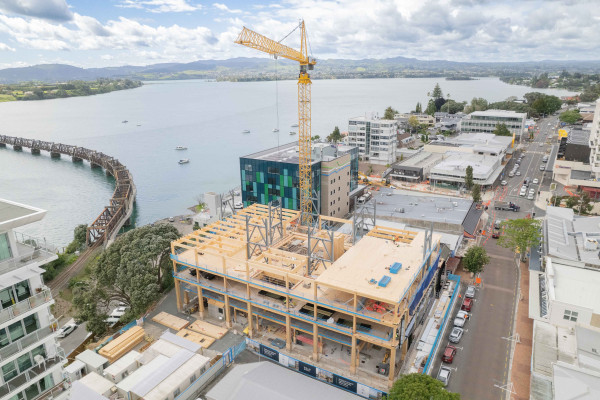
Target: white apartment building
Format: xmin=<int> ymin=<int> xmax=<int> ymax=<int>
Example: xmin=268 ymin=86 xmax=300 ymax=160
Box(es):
xmin=460 ymin=110 xmax=526 ymax=137
xmin=587 ymin=99 xmax=600 ymax=178
xmin=347 ymin=115 xmax=397 ymax=165
xmin=0 ymin=199 xmax=67 ymax=400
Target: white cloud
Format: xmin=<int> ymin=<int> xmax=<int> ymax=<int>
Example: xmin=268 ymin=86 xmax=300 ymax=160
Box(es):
xmin=100 ymin=54 xmax=114 ymax=60
xmin=0 ymin=0 xmax=72 ymax=21
xmin=118 ymin=0 xmax=202 ymax=13
xmin=0 ymin=41 xmax=14 ymax=51
xmin=213 ymin=3 xmax=242 ymax=14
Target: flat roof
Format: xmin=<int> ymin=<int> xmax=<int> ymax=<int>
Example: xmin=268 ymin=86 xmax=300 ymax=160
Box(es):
xmin=144 ymin=354 xmax=210 ymax=400
xmin=393 ymin=151 xmax=443 ymax=169
xmin=131 ymin=349 xmax=195 ymax=397
xmin=104 ymin=351 xmax=140 ymax=377
xmin=431 ymin=152 xmax=499 ymax=177
xmin=117 ymin=354 xmax=169 ymax=393
xmin=79 ymin=372 xmax=114 ymax=396
xmin=316 ymin=232 xmax=440 ymax=304
xmin=241 ymin=142 xmax=353 ymax=164
xmin=0 ymin=198 xmax=46 ymax=231
xmin=469 ymin=109 xmax=527 ymax=118
xmin=554 ymin=362 xmax=600 ymax=400
xmin=205 ymin=361 xmax=360 ymax=400
xmin=371 ymin=187 xmax=473 ymax=227
xmin=76 ymin=350 xmax=108 ymax=369
xmin=567 ymin=129 xmax=590 ymax=146
xmin=71 ymin=381 xmax=109 ymax=400
xmin=545 ymin=206 xmax=600 ymax=266
xmin=550 ymin=260 xmax=600 ymax=313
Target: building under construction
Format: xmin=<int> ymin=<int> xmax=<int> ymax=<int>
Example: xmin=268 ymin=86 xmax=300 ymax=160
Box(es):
xmin=170 ymin=203 xmax=444 ymax=390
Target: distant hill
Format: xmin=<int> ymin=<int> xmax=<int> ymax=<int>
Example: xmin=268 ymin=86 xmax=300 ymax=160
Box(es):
xmin=1 ymin=57 xmax=600 ymax=84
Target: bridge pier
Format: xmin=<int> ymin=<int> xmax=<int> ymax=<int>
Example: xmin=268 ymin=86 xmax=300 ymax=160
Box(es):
xmin=106 ymin=170 xmax=113 ymax=177
xmin=0 ymin=143 xmax=6 ymax=148
xmin=50 ymin=152 xmax=61 ymax=158
xmin=91 ymin=163 xmax=101 ymax=169
xmin=31 ymin=148 xmax=40 ymax=155
xmin=13 ymin=145 xmax=22 ymax=151
xmin=72 ymin=156 xmax=83 ymax=162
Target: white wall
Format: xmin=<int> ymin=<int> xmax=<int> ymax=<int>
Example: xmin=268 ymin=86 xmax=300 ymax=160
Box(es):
xmin=549 ymin=300 xmax=593 ymax=328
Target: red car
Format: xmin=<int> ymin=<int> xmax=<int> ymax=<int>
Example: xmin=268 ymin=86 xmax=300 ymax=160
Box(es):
xmin=441 ymin=345 xmax=457 ymax=363
xmin=461 ymin=298 xmax=473 ymax=312
xmin=492 ymin=229 xmax=500 ymax=239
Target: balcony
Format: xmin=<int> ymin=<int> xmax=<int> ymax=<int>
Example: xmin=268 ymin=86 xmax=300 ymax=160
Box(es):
xmin=35 ymin=380 xmax=69 ymax=400
xmin=0 ymin=233 xmax=58 ymax=275
xmin=0 ymin=323 xmax=58 ymax=363
xmin=0 ymin=289 xmax=53 ymax=326
xmin=0 ymin=347 xmax=66 ymax=398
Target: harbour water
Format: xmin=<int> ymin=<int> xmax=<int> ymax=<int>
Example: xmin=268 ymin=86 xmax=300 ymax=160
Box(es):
xmin=0 ymin=77 xmax=575 ymax=245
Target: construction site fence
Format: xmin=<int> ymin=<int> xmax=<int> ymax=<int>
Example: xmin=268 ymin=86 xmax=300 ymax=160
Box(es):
xmin=175 ymin=339 xmax=247 ymax=400
xmin=422 ymin=273 xmax=461 ymax=375
xmin=245 ymin=337 xmax=387 ymax=399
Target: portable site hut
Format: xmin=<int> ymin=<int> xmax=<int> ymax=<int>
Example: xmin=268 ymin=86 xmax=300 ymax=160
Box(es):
xmin=103 ymin=350 xmax=140 ymax=384
xmin=76 ymin=350 xmax=109 ymax=375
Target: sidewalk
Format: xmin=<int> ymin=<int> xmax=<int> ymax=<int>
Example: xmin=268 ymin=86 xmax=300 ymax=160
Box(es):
xmin=509 ymin=260 xmax=533 ymax=400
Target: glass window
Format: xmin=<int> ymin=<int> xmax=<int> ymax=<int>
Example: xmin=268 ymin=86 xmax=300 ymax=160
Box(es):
xmin=31 ymin=345 xmax=45 ymax=360
xmin=8 ymin=320 xmax=25 ymax=342
xmin=0 ymin=288 xmax=15 ymax=309
xmin=39 ymin=374 xmax=54 ymax=392
xmin=17 ymin=353 xmax=32 ymax=373
xmin=23 ymin=381 xmax=39 ymax=400
xmin=0 ymin=233 xmax=12 ymax=262
xmin=173 ymin=388 xmax=180 ymax=397
xmin=14 ymin=281 xmax=31 ymax=302
xmin=0 ymin=328 xmax=8 ymax=348
xmin=563 ymin=310 xmax=578 ymax=322
xmin=23 ymin=315 xmax=38 ymax=335
xmin=2 ymin=361 xmax=17 ymax=382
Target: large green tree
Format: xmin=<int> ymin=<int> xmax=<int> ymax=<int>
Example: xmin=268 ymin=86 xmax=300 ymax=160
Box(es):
xmin=408 ymin=116 xmax=420 ymax=133
xmin=462 ymin=245 xmax=489 ymax=274
xmin=471 ymin=184 xmax=481 ymax=203
xmin=559 ymin=110 xmax=582 ymax=124
xmin=384 ymin=106 xmax=398 ymax=120
xmin=464 ymin=97 xmax=488 ymax=114
xmin=498 ymin=219 xmax=542 ymax=261
xmin=388 ymin=373 xmax=460 ymax=400
xmin=431 ymin=83 xmax=443 ymax=100
xmin=493 ymin=123 xmax=511 ymax=136
xmin=327 ymin=126 xmax=343 ymax=143
xmin=425 ymin=99 xmax=437 ymax=116
xmin=415 ymin=102 xmax=423 ymax=114
xmin=465 ymin=165 xmax=474 ymax=190
xmin=73 ymin=224 xmax=180 ymax=336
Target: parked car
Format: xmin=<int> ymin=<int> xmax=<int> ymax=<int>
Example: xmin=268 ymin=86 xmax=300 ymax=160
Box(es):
xmin=516 ymin=171 xmax=521 ymax=176
xmin=461 ymin=298 xmax=473 ymax=312
xmin=508 ymin=172 xmax=515 ymax=178
xmin=57 ymin=323 xmax=77 ymax=338
xmin=540 ymin=165 xmax=545 ymax=171
xmin=449 ymin=327 xmax=464 ymax=343
xmin=453 ymin=310 xmax=469 ymax=327
xmin=492 ymin=229 xmax=500 ymax=238
xmin=533 ymin=178 xmax=539 ymax=184
xmin=501 ymin=180 xmax=508 ymax=186
xmin=437 ymin=366 xmax=452 ymax=386
xmin=520 ymin=186 xmax=527 ymax=196
xmin=465 ymin=285 xmax=476 ymax=298
xmin=441 ymin=345 xmax=457 ymax=363
xmin=527 ymin=193 xmax=534 ymax=200
xmin=539 ymin=142 xmax=544 ymax=147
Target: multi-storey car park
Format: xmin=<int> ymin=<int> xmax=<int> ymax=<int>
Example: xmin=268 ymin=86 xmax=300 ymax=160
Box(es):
xmin=170 ymin=203 xmax=443 ymax=391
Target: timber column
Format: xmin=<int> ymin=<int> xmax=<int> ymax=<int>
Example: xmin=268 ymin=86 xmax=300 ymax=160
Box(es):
xmin=173 ymin=260 xmax=182 ymax=312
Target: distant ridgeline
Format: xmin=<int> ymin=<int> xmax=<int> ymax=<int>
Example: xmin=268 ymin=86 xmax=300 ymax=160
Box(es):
xmin=0 ymin=78 xmax=142 ymax=102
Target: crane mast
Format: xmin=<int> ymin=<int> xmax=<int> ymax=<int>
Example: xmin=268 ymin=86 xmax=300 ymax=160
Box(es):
xmin=235 ymin=21 xmax=316 ymax=225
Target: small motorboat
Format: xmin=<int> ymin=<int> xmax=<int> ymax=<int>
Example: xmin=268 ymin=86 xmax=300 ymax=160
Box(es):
xmin=272 ymin=128 xmax=279 ymax=132
xmin=291 ymin=123 xmax=299 ymax=127
xmin=122 ymin=120 xmax=128 ymax=123
xmin=242 ymin=129 xmax=250 ymax=133
xmin=175 ymin=146 xmax=187 ymax=150
xmin=178 ymin=159 xmax=190 ymax=164
xmin=289 ymin=131 xmax=297 ymax=135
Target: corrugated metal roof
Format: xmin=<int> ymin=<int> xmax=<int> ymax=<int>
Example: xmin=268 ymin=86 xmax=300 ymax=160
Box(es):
xmin=131 ymin=349 xmax=194 ymax=396
xmin=462 ymin=202 xmax=483 ymax=236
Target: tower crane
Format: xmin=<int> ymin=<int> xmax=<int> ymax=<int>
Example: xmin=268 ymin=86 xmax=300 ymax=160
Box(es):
xmin=235 ymin=21 xmax=316 ymax=225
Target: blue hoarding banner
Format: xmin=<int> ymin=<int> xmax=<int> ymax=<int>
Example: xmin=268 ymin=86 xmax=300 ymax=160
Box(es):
xmin=298 ymin=361 xmax=316 ymax=377
xmin=259 ymin=344 xmax=279 ymax=361
xmin=333 ymin=374 xmax=358 ymax=393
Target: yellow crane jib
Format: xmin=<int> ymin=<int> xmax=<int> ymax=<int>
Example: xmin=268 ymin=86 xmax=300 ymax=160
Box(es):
xmin=235 ymin=21 xmax=316 ymax=226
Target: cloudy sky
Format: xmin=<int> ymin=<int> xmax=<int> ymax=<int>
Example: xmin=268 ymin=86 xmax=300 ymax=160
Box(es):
xmin=0 ymin=0 xmax=598 ymax=69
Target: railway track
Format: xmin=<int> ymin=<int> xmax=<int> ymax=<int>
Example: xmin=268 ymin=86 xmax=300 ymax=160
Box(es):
xmin=49 ymin=242 xmax=102 ymax=296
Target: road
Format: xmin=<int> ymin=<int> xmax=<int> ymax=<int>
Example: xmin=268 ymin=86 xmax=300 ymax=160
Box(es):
xmin=58 ymin=320 xmax=91 ymax=357
xmin=429 ymin=116 xmax=557 ymax=399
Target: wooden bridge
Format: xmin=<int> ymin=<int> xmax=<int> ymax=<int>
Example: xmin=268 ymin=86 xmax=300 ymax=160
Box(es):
xmin=0 ymin=135 xmax=136 ymax=246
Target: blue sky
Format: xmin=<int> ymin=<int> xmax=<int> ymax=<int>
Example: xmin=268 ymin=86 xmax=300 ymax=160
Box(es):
xmin=0 ymin=0 xmax=599 ymax=69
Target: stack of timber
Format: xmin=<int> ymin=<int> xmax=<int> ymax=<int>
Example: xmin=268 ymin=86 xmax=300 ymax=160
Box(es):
xmin=152 ymin=312 xmax=190 ymax=330
xmin=99 ymin=326 xmax=145 ymax=363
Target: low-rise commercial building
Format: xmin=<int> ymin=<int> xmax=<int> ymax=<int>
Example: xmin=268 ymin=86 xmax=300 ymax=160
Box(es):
xmin=347 ymin=116 xmax=398 ymax=164
xmin=429 ymin=152 xmax=504 ymax=189
xmin=395 ymin=113 xmax=435 ymax=130
xmin=459 ymin=110 xmax=526 ymax=137
xmin=171 ymin=204 xmax=445 ymax=391
xmin=0 ymin=199 xmax=68 ymax=400
xmin=389 ymin=151 xmax=443 ymax=182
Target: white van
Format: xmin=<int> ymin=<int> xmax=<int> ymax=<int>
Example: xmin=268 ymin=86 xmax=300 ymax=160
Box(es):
xmin=520 ymin=186 xmax=527 ymax=196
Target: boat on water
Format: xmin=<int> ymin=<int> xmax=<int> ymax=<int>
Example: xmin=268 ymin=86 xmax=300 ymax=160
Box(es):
xmin=289 ymin=131 xmax=297 ymax=135
xmin=122 ymin=120 xmax=128 ymax=123
xmin=175 ymin=146 xmax=187 ymax=150
xmin=272 ymin=128 xmax=279 ymax=132
xmin=291 ymin=123 xmax=299 ymax=127
xmin=242 ymin=129 xmax=250 ymax=133
xmin=178 ymin=159 xmax=190 ymax=164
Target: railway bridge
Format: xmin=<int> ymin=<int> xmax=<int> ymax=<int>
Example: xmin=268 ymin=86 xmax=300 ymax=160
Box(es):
xmin=0 ymin=135 xmax=136 ymax=246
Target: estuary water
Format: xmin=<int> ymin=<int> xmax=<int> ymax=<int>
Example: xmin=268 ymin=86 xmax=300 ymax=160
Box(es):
xmin=0 ymin=77 xmax=575 ymax=245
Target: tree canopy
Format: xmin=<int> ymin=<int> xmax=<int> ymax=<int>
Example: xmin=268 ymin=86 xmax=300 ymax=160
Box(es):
xmin=493 ymin=123 xmax=511 ymax=136
xmin=384 ymin=106 xmax=398 ymax=120
xmin=462 ymin=245 xmax=489 ymax=274
xmin=559 ymin=110 xmax=582 ymax=124
xmin=425 ymin=99 xmax=437 ymax=116
xmin=73 ymin=224 xmax=180 ymax=336
xmin=498 ymin=219 xmax=541 ymax=261
xmin=415 ymin=102 xmax=423 ymax=114
xmin=388 ymin=373 xmax=460 ymax=400
xmin=465 ymin=165 xmax=474 ymax=190
xmin=327 ymin=126 xmax=343 ymax=143
xmin=471 ymin=184 xmax=481 ymax=203
xmin=432 ymin=83 xmax=443 ymax=100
